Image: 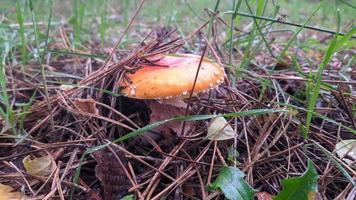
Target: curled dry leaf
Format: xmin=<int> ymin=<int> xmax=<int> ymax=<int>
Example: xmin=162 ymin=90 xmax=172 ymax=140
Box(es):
xmin=0 ymin=183 xmax=23 ymax=200
xmin=335 ymin=139 xmax=356 ymax=168
xmin=23 ymin=155 xmax=53 ymax=176
xmin=73 ymin=98 xmax=99 ymax=115
xmin=206 ymin=117 xmax=235 ymax=141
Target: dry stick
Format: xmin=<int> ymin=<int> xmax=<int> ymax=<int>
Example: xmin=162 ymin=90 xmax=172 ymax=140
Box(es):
xmin=116 ymin=145 xmax=176 ymax=181
xmin=102 ymin=0 xmax=146 ymax=68
xmin=65 ymin=107 xmax=136 ymax=131
xmin=0 ymin=172 xmax=88 ymax=192
xmin=77 ymin=179 xmax=103 ymax=200
xmin=215 ymin=146 xmax=227 ymax=166
xmin=180 ymin=149 xmax=207 ymax=199
xmin=258 ymin=75 xmax=356 ymax=85
xmin=156 ymin=145 xmax=217 ymax=166
xmin=142 ymin=141 xmax=186 ymax=197
xmin=127 ymin=162 xmax=143 ymax=200
xmin=60 ymin=148 xmax=79 ymax=182
xmin=181 ymin=45 xmax=208 ymax=136
xmin=42 ymin=164 xmax=61 ymax=200
xmin=207 ymin=141 xmax=217 ymax=185
xmin=42 ymin=168 xmax=59 ymax=200
xmin=146 ymin=179 xmax=160 ymax=200
xmin=107 ymin=145 xmax=142 ymax=199
xmin=129 ymin=178 xmax=151 ymax=192
xmin=56 ymin=165 xmax=65 ymax=200
xmin=96 ymin=101 xmax=140 ymax=128
xmin=151 ymin=141 xmax=213 ymax=200
xmin=97 ymin=0 xmax=146 ymax=119
xmin=249 ymin=111 xmax=284 ymax=160
xmin=33 ymin=151 xmax=58 ymax=196
xmin=227 ymin=11 xmax=356 ymax=39
xmin=6 ymin=161 xmax=35 ymax=195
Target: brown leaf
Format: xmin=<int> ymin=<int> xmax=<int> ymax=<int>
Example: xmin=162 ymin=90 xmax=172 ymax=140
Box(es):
xmin=0 ymin=183 xmax=23 ymax=200
xmin=92 ymin=148 xmax=129 ymax=200
xmin=149 ymin=100 xmax=194 ymax=136
xmin=73 ymin=98 xmax=99 ymax=114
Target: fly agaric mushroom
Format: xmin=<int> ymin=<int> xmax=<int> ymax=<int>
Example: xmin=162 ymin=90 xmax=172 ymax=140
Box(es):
xmin=119 ymin=53 xmax=225 ymax=135
xmin=120 ymin=54 xmax=225 ymax=99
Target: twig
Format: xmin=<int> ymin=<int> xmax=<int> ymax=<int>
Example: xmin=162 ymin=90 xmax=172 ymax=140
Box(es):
xmin=224 ymin=11 xmax=356 ymax=39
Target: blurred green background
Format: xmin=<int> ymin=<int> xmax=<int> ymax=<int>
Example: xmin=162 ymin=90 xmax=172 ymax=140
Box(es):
xmin=0 ymin=0 xmax=354 ymax=48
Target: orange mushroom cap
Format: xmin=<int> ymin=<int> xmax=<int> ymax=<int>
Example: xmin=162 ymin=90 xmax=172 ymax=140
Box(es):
xmin=120 ymin=54 xmax=225 ymax=99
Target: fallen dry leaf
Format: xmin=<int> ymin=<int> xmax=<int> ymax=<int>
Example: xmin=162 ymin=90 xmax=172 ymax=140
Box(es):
xmin=23 ymin=155 xmax=53 ymax=176
xmin=206 ymin=116 xmax=235 ymax=141
xmin=159 ymin=98 xmax=187 ymax=109
xmin=0 ymin=183 xmax=23 ymax=200
xmin=149 ymin=101 xmax=194 ymax=136
xmin=73 ymin=98 xmax=99 ymax=114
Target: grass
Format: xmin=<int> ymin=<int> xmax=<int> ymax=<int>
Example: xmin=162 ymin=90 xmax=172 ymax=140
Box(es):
xmin=0 ymin=0 xmax=355 ymax=199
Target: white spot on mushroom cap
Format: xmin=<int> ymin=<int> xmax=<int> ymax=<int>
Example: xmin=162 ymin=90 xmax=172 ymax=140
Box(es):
xmin=130 ymin=88 xmax=135 ymax=96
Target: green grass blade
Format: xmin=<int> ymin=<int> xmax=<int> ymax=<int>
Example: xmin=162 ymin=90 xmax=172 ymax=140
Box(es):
xmin=244 ymin=0 xmax=274 ymax=57
xmin=272 ymin=1 xmax=324 ymax=72
xmin=99 ymin=0 xmax=107 ymax=47
xmin=73 ymin=0 xmax=86 ymax=48
xmin=312 ymin=141 xmax=355 ymax=186
xmin=82 ymin=109 xmax=286 ymax=156
xmin=304 ymin=9 xmax=353 ymax=137
xmin=114 ymin=109 xmax=285 ymax=143
xmin=16 ymin=0 xmax=27 ymax=65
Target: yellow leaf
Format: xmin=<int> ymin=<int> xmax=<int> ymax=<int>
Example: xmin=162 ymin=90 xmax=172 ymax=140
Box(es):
xmin=0 ymin=183 xmax=23 ymax=200
xmin=23 ymin=155 xmax=53 ymax=176
xmin=308 ymin=191 xmax=317 ymax=200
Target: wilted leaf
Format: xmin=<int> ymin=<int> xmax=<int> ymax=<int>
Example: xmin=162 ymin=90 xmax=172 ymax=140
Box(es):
xmin=149 ymin=101 xmax=194 ymax=135
xmin=335 ymin=139 xmax=356 ymax=168
xmin=274 ymin=160 xmax=319 ymax=200
xmin=210 ymin=166 xmax=256 ymax=200
xmin=23 ymin=155 xmax=53 ymax=176
xmin=73 ymin=98 xmax=99 ymax=114
xmin=0 ymin=183 xmax=23 ymax=200
xmin=256 ymin=192 xmax=273 ymax=200
xmin=206 ymin=117 xmax=235 ymax=141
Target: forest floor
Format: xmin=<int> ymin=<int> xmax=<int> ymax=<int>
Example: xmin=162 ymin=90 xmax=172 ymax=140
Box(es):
xmin=0 ymin=0 xmax=355 ymax=199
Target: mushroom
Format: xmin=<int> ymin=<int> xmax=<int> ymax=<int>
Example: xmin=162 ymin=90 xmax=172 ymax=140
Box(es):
xmin=119 ymin=53 xmax=225 ymax=135
xmin=120 ymin=54 xmax=224 ymax=99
